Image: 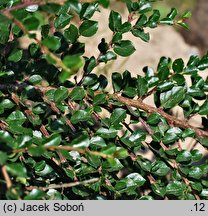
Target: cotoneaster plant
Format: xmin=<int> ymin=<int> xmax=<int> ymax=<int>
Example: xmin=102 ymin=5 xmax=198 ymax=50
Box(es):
xmin=0 ymin=0 xmax=207 ymax=200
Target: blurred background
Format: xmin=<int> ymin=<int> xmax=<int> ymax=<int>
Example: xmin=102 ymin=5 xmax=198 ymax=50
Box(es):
xmin=83 ymin=0 xmax=208 ymax=76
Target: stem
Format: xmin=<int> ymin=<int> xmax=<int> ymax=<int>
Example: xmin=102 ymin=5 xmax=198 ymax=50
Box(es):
xmin=112 ymin=94 xmax=208 ymax=138
xmin=26 ymin=177 xmax=100 ymax=191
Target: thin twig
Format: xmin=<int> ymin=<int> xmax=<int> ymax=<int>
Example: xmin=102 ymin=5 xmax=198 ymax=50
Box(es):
xmin=0 ymin=0 xmax=66 ymax=14
xmin=26 ymin=177 xmax=100 ymax=191
xmin=1 ymin=166 xmax=12 ymax=189
xmin=112 ymin=94 xmax=208 ymax=138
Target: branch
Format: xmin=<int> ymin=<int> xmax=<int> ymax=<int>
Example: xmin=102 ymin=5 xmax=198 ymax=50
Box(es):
xmin=26 ymin=177 xmax=100 ymax=191
xmin=112 ymin=94 xmax=208 ymax=137
xmin=1 ymin=166 xmax=12 ymax=189
xmin=14 ymin=145 xmax=114 ymax=159
xmin=0 ymin=0 xmax=66 ymax=14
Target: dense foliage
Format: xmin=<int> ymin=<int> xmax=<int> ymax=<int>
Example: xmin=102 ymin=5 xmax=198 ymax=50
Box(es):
xmin=0 ymin=0 xmax=207 ymax=200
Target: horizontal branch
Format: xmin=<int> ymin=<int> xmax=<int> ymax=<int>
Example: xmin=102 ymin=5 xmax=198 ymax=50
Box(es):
xmin=26 ymin=177 xmax=99 ymax=191
xmin=0 ymin=0 xmax=66 ymax=14
xmin=14 ymin=145 xmax=114 ymax=159
xmin=112 ymin=94 xmax=208 ymax=137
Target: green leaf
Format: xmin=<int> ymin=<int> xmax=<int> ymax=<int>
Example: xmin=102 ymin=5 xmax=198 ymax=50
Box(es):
xmin=114 ymin=40 xmax=136 ymax=57
xmin=182 ymin=10 xmax=192 ymax=19
xmin=191 ymin=182 xmax=202 ymax=192
xmin=98 ymin=0 xmax=110 ymax=8
xmin=163 ymin=127 xmax=182 ymax=144
xmin=199 ymin=99 xmax=208 ymax=115
xmin=119 ymin=22 xmax=131 ymax=33
xmin=63 ymin=55 xmax=84 ymax=72
xmin=54 ymin=86 xmax=69 ymax=103
xmin=43 ymin=134 xmax=62 ymax=147
xmin=6 ymin=163 xmax=27 ymax=178
xmin=24 ymin=189 xmax=46 ymax=200
xmin=80 ymin=3 xmax=98 ymax=20
xmin=70 ymin=87 xmax=85 ymax=101
xmin=71 ymin=109 xmax=91 ymax=124
xmin=148 ymin=10 xmax=160 ymax=28
xmin=172 ymin=58 xmax=184 ymax=73
xmin=55 ymin=14 xmax=71 ymax=29
xmin=71 ymin=135 xmax=90 ymax=148
xmin=24 ymin=17 xmax=40 ymax=31
xmin=0 ymin=14 xmax=11 ymax=44
xmin=176 ymin=150 xmax=192 ymax=163
xmin=8 ymin=49 xmax=23 ymax=62
xmin=167 ymin=8 xmax=178 ymax=20
xmin=110 ymin=108 xmax=126 ymax=125
xmin=135 ymin=14 xmax=147 ymax=28
xmin=96 ymin=127 xmax=118 ymax=139
xmin=90 ymin=136 xmax=106 ymax=147
xmin=93 ymin=93 xmax=106 ymax=105
xmin=64 ymin=24 xmax=79 ymax=43
xmin=0 ymin=99 xmax=15 ymax=114
xmin=42 ymin=36 xmax=61 ymax=51
xmin=109 ymin=10 xmax=122 ymax=32
xmin=0 ymin=151 xmax=8 ymax=165
xmin=115 ymin=173 xmax=146 ymax=191
xmin=166 ymin=181 xmax=186 ymax=196
xmin=121 ymin=130 xmax=145 ymax=147
xmin=147 ymin=112 xmax=161 ymax=125
xmin=191 ymin=149 xmax=203 ymax=162
xmin=160 ymin=18 xmax=174 ymax=25
xmin=112 ymin=72 xmax=123 ymax=92
xmin=6 ymin=111 xmax=27 ymax=125
xmin=99 ymin=51 xmax=117 ymax=63
xmin=28 ymin=146 xmax=46 ymax=157
xmin=28 ymin=75 xmax=42 ymax=85
xmin=79 ymin=20 xmax=98 ymax=37
xmin=151 ymin=161 xmax=170 ymax=176
xmin=151 ymin=183 xmax=166 ymax=197
xmin=137 ymin=75 xmax=148 ymax=96
xmin=131 ymin=28 xmax=150 ymax=42
xmin=160 ymin=86 xmax=185 ymax=109
xmin=84 ymin=56 xmax=96 ymax=74
xmin=182 ymin=128 xmax=195 ymax=139
xmin=188 ymin=167 xmax=203 ymax=179
xmin=200 ymin=189 xmax=208 ymax=198
xmin=101 ymin=143 xmax=117 ymax=155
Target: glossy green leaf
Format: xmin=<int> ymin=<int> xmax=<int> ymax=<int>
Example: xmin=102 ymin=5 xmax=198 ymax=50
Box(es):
xmin=6 ymin=163 xmax=27 ymax=178
xmin=43 ymin=134 xmax=62 ymax=147
xmin=96 ymin=127 xmax=118 ymax=139
xmin=176 ymin=150 xmax=192 ymax=163
xmin=109 ymin=10 xmax=122 ymax=32
xmin=160 ymin=86 xmax=185 ymax=109
xmin=166 ymin=181 xmax=186 ymax=196
xmin=80 ymin=3 xmax=98 ymax=20
xmin=110 ymin=108 xmax=126 ymax=125
xmin=24 ymin=17 xmax=40 ymax=31
xmin=114 ymin=40 xmax=136 ymax=57
xmin=115 ymin=173 xmax=146 ymax=191
xmin=8 ymin=49 xmax=23 ymax=62
xmin=131 ymin=28 xmax=150 ymax=42
xmin=55 ymin=14 xmax=71 ymax=29
xmin=70 ymin=87 xmax=85 ymax=101
xmin=151 ymin=161 xmax=170 ymax=176
xmin=42 ymin=36 xmax=61 ymax=51
xmin=64 ymin=24 xmax=79 ymax=43
xmin=71 ymin=109 xmax=92 ymax=124
xmin=79 ymin=20 xmax=98 ymax=37
xmin=172 ymin=58 xmax=184 ymax=73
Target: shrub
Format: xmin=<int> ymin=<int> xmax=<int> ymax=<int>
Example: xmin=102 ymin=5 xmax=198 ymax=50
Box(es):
xmin=0 ymin=0 xmax=207 ymax=200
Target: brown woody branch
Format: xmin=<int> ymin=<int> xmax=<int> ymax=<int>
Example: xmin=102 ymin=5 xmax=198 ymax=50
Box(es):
xmin=26 ymin=177 xmax=99 ymax=191
xmin=112 ymin=94 xmax=208 ymax=137
xmin=0 ymin=0 xmax=66 ymax=14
